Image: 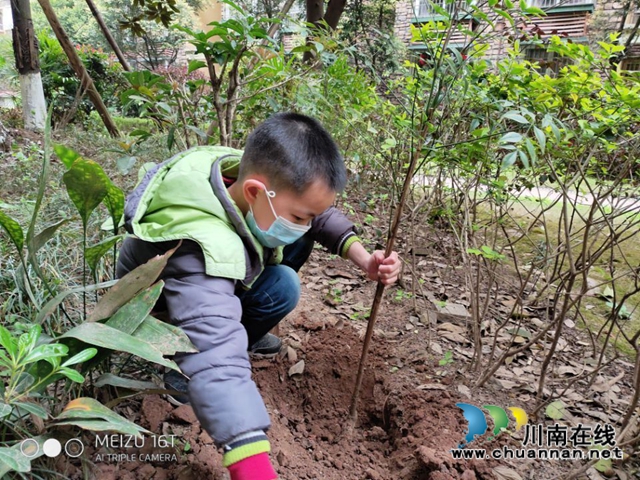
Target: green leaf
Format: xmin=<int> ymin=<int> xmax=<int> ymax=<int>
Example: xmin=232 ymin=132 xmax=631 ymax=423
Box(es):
xmin=132 ymin=315 xmax=197 ymax=356
xmin=0 ymin=447 xmax=31 ymax=475
xmin=29 ymin=219 xmax=69 ymax=256
xmin=0 ymin=436 xmax=47 ymax=477
xmin=54 ymin=397 xmax=150 ymax=437
xmin=36 ymin=280 xmax=118 ymax=325
xmin=499 ymin=132 xmax=523 ymax=144
xmin=87 ymin=242 xmax=180 ymax=323
xmin=0 ymin=402 xmax=11 ymax=419
xmin=94 ymin=373 xmax=157 ymax=391
xmin=188 ymin=59 xmax=206 ymax=74
xmin=59 ymin=323 xmax=178 ymax=371
xmin=14 ymin=401 xmax=48 ymax=419
xmin=501 ymin=151 xmax=518 ymax=169
xmin=0 ymin=325 xmax=17 ymax=359
xmin=61 ymin=347 xmax=98 ymax=368
xmin=106 ymin=282 xmax=164 ymax=335
xmin=0 ymin=210 xmax=24 ymax=252
xmin=502 ymin=112 xmax=529 ymax=124
xmin=59 ymin=367 xmax=85 ymax=383
xmin=53 ymin=144 xmax=81 ymax=169
xmin=103 ymin=183 xmax=125 ymax=235
xmin=62 ymin=159 xmax=110 ymax=229
xmin=21 ymin=343 xmax=68 ymax=365
xmin=534 ymin=126 xmax=546 ymax=154
xmin=545 ymin=400 xmax=566 ymax=420
xmin=85 ymin=235 xmax=124 ymax=275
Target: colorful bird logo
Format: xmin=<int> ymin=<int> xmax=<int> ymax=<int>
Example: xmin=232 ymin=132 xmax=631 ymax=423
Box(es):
xmin=456 ymin=403 xmax=528 ymax=448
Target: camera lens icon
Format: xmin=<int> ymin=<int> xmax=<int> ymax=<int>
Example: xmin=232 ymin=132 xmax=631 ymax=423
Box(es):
xmin=64 ymin=439 xmax=84 ymax=458
xmin=20 ymin=439 xmax=39 ymax=458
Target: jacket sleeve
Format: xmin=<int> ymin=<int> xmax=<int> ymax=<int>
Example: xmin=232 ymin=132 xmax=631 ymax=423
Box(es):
xmin=116 ymin=238 xmax=271 ymax=445
xmin=308 ymin=206 xmax=358 ymax=256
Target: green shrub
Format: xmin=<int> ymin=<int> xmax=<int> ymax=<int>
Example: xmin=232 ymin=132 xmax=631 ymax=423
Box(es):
xmin=38 ymin=32 xmax=126 ymax=125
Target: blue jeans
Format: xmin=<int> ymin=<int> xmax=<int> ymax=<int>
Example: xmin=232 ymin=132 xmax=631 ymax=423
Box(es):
xmin=237 ymin=232 xmax=314 ymax=346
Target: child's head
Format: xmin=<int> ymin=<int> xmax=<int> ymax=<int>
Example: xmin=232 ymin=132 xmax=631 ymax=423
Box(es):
xmin=238 ymin=112 xmax=347 ymax=195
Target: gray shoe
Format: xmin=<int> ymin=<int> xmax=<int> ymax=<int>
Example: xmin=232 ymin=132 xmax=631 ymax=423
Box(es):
xmin=163 ymin=369 xmax=190 ymax=406
xmin=248 ymin=333 xmax=282 ymax=359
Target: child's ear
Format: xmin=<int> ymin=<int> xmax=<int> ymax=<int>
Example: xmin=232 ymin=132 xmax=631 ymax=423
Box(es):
xmin=242 ymin=178 xmax=265 ymax=205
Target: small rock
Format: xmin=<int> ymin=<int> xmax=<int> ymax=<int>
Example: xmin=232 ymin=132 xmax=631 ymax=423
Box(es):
xmin=171 ymin=405 xmax=198 ymax=424
xmin=365 ymin=468 xmax=382 ymax=480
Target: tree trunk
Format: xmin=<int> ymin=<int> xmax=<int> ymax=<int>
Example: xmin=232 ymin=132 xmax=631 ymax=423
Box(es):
xmin=36 ymin=0 xmax=120 ymax=137
xmin=84 ymin=0 xmax=131 ymax=72
xmin=324 ymin=0 xmax=347 ymax=29
xmin=303 ymin=0 xmax=347 ymax=62
xmin=11 ymin=0 xmax=47 ymax=130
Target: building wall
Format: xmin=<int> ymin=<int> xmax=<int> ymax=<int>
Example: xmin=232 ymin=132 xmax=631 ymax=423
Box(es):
xmin=395 ymin=0 xmax=639 ymax=64
xmin=0 ymin=0 xmax=13 ymax=34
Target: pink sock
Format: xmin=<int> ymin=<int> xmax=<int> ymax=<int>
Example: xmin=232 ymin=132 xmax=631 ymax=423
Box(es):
xmin=227 ymin=452 xmax=277 ymax=480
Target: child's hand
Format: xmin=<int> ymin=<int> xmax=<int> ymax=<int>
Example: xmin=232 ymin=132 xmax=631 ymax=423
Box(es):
xmin=365 ymin=251 xmax=401 ymax=285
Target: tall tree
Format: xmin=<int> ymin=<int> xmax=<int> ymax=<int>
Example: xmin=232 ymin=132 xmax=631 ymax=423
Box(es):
xmin=11 ymin=0 xmax=47 ymax=130
xmin=303 ymin=0 xmax=347 ymax=62
xmin=37 ymin=0 xmax=119 ymax=137
xmin=84 ymin=0 xmax=131 ymax=71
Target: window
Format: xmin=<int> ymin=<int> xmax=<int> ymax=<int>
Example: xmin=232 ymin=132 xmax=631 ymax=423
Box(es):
xmin=527 ymin=0 xmax=594 ymax=8
xmin=621 ymin=58 xmax=640 ymax=72
xmin=524 ymin=46 xmax=572 ymax=75
xmin=414 ymin=0 xmax=473 ymax=18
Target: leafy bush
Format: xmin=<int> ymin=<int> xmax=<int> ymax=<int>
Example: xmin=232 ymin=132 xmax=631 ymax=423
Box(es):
xmin=38 ymin=32 xmax=126 ymax=126
xmin=0 ymin=128 xmax=194 ymax=476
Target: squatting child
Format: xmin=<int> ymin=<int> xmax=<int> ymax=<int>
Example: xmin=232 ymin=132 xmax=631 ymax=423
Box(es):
xmin=116 ymin=112 xmax=401 ymax=479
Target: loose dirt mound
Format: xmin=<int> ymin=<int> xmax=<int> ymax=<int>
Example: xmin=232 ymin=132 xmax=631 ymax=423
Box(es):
xmin=73 ymin=296 xmax=498 ymax=479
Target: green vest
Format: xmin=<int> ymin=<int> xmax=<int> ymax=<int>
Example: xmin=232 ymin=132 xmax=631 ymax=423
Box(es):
xmin=127 ymin=146 xmax=282 ymax=287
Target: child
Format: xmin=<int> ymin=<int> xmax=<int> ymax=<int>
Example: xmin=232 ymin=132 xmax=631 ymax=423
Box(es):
xmin=116 ymin=113 xmax=400 ymax=479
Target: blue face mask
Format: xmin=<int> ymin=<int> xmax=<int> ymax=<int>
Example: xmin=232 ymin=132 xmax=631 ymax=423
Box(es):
xmin=246 ymin=186 xmax=311 ymax=248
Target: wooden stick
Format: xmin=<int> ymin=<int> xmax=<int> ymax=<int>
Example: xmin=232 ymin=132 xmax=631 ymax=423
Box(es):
xmin=348 ymin=122 xmax=429 ymax=422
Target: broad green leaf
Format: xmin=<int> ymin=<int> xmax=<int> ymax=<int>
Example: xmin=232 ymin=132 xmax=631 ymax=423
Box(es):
xmin=61 ymin=347 xmax=98 ymax=368
xmin=501 ymin=151 xmax=518 ymax=169
xmin=106 ymin=282 xmax=164 ymax=335
xmin=524 ymin=138 xmax=538 ymax=165
xmin=188 ymin=59 xmax=206 ymax=73
xmin=0 ymin=436 xmax=47 ymax=477
xmin=87 ymin=242 xmax=180 ymax=323
xmin=22 ymin=343 xmax=68 ymax=365
xmin=0 ymin=402 xmax=11 ymax=419
xmin=0 ymin=447 xmax=31 ymax=475
xmin=0 ymin=210 xmax=24 ymax=252
xmin=103 ymin=183 xmax=125 ymax=235
xmin=18 ymin=325 xmax=41 ymax=354
xmin=85 ymin=235 xmax=124 ymax=274
xmin=29 ymin=219 xmax=69 ymax=256
xmin=36 ymin=280 xmax=118 ymax=325
xmin=55 ymin=397 xmax=150 ymax=436
xmin=132 ymin=315 xmax=197 ymax=355
xmin=518 ymin=150 xmax=529 ymax=169
xmin=62 ymin=159 xmax=110 ymax=229
xmin=59 ymin=367 xmax=85 ymax=383
xmin=53 ymin=144 xmax=81 ymax=169
xmin=95 ymin=373 xmax=157 ymax=391
xmin=502 ymin=112 xmax=529 ymax=124
xmin=0 ymin=325 xmax=17 ymax=359
xmin=545 ymin=400 xmax=566 ymax=420
xmin=59 ymin=322 xmax=178 ymax=371
xmin=499 ymin=132 xmax=523 ymax=144
xmin=14 ymin=401 xmax=48 ymax=419
xmin=534 ymin=126 xmax=546 ymax=154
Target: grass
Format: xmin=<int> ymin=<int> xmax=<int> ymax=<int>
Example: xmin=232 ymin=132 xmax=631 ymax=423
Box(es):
xmin=493 ymin=192 xmax=640 ymax=358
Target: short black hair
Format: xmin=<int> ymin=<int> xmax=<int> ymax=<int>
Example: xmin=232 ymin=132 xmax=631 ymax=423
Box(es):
xmin=239 ymin=112 xmax=347 ymax=194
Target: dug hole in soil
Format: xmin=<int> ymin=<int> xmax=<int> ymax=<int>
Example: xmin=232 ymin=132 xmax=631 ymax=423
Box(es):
xmin=69 ymin=286 xmax=501 ymax=480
